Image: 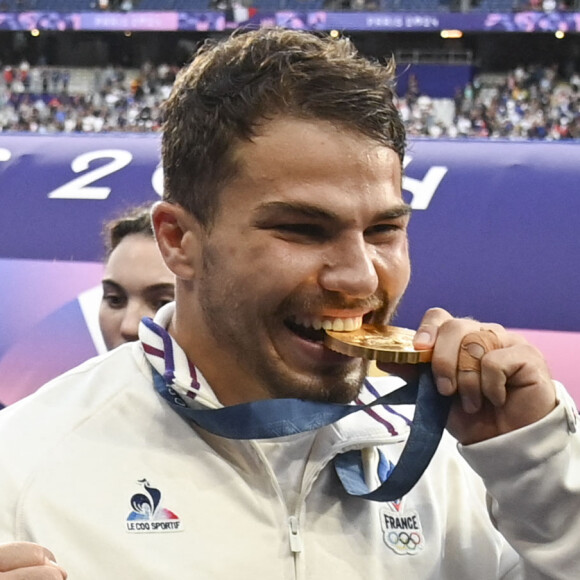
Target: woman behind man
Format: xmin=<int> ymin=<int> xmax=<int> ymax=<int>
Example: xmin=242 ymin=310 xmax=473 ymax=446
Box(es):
xmin=98 ymin=203 xmax=175 ymax=350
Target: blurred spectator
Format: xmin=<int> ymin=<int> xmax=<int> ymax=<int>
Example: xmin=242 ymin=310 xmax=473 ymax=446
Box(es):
xmin=2 ymin=65 xmax=14 ymax=90
xmin=94 ymin=0 xmax=135 ymax=10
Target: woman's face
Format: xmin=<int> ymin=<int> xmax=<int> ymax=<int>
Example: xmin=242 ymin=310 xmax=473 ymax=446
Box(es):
xmin=98 ymin=234 xmax=175 ymax=350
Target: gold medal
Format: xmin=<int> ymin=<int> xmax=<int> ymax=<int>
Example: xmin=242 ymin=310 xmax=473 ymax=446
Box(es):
xmin=324 ymin=324 xmax=432 ymax=364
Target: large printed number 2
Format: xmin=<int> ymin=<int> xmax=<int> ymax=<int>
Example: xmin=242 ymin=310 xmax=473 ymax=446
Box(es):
xmin=48 ymin=149 xmax=133 ymax=200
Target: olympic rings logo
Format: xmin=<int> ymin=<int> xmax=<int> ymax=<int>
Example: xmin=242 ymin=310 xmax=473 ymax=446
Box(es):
xmin=388 ymin=531 xmax=422 ymax=549
xmin=384 ymin=530 xmax=424 ymax=554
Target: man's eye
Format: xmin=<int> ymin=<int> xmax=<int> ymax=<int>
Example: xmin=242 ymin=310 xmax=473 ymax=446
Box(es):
xmin=367 ymin=224 xmax=397 ymax=234
xmin=276 ymin=223 xmax=326 ymax=238
xmin=365 ymin=224 xmax=404 ymax=239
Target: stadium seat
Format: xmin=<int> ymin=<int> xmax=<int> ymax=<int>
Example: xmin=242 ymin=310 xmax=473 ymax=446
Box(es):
xmin=173 ymin=0 xmax=211 ymax=9
xmin=31 ymin=0 xmax=94 ymax=10
xmin=473 ymin=0 xmax=519 ymax=11
xmin=136 ymin=0 xmax=176 ymax=9
xmin=380 ymin=0 xmax=447 ymax=11
xmin=284 ymin=0 xmax=325 ymax=10
xmin=247 ymin=0 xmax=281 ymax=11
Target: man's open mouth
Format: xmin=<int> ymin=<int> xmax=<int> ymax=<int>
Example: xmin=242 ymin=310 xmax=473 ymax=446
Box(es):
xmin=285 ymin=315 xmax=366 ymax=343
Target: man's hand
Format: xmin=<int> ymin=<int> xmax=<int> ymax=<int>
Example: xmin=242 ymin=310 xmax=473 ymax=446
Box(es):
xmin=0 ymin=542 xmax=67 ymax=579
xmin=379 ymin=308 xmax=557 ymax=445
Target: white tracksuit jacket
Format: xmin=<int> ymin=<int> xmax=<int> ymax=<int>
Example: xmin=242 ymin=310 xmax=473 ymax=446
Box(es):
xmin=0 ymin=320 xmax=578 ymax=579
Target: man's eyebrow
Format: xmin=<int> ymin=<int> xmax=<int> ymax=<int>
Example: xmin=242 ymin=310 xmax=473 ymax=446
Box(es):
xmin=255 ymin=201 xmax=339 ymax=221
xmin=255 ymin=201 xmax=412 ymax=221
xmin=375 ymin=203 xmax=413 ymax=220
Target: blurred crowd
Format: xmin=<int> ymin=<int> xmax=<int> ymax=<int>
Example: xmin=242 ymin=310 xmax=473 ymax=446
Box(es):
xmin=400 ymin=64 xmax=580 ymax=139
xmin=1 ymin=59 xmax=579 ymax=139
xmin=0 ymin=60 xmax=174 ymax=132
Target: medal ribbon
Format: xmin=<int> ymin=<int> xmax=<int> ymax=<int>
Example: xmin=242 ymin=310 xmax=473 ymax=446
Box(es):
xmin=152 ymin=365 xmax=451 ymax=502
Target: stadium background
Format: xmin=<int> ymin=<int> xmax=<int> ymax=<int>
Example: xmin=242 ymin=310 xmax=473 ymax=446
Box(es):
xmin=0 ymin=0 xmax=578 ymax=406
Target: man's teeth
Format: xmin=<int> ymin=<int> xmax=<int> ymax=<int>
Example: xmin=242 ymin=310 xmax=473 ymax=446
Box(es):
xmin=294 ymin=316 xmax=363 ymax=332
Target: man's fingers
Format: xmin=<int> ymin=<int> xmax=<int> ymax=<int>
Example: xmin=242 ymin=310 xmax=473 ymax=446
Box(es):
xmin=413 ymin=307 xmax=454 ymax=348
xmin=0 ymin=542 xmax=66 ymax=579
xmin=0 ymin=542 xmax=52 ymax=572
xmin=454 ymin=329 xmax=504 ymax=412
xmin=1 ymin=564 xmax=67 ymax=579
xmin=457 ymin=330 xmax=502 ymax=373
xmin=428 ymin=321 xmax=504 ymax=393
xmin=412 ymin=309 xmax=558 ymax=441
xmin=454 ymin=334 xmax=554 ymax=416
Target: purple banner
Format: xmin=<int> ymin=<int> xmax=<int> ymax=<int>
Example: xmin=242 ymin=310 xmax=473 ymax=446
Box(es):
xmin=0 ymin=133 xmax=578 ymax=405
xmin=285 ymin=10 xmax=580 ymax=31
xmin=283 ymin=11 xmax=486 ymax=31
xmin=0 ymin=10 xmax=579 ymax=32
xmin=79 ymin=11 xmax=180 ymax=31
xmin=0 ymin=133 xmax=161 ymax=262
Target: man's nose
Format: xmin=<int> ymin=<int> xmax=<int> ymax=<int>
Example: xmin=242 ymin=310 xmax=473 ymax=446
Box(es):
xmin=317 ymin=236 xmax=379 ymax=298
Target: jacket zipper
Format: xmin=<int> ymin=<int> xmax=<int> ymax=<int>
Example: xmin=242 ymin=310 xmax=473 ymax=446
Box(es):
xmin=288 ymin=515 xmax=303 ymax=554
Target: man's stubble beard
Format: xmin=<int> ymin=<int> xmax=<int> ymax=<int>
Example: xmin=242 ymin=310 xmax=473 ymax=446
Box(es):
xmin=197 ymin=242 xmax=402 ymax=404
xmin=197 ymin=250 xmax=375 ymax=404
xmin=255 ymin=353 xmax=371 ymax=404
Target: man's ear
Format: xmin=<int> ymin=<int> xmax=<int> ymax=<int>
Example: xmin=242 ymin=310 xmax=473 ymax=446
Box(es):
xmin=151 ymin=201 xmax=202 ymax=280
